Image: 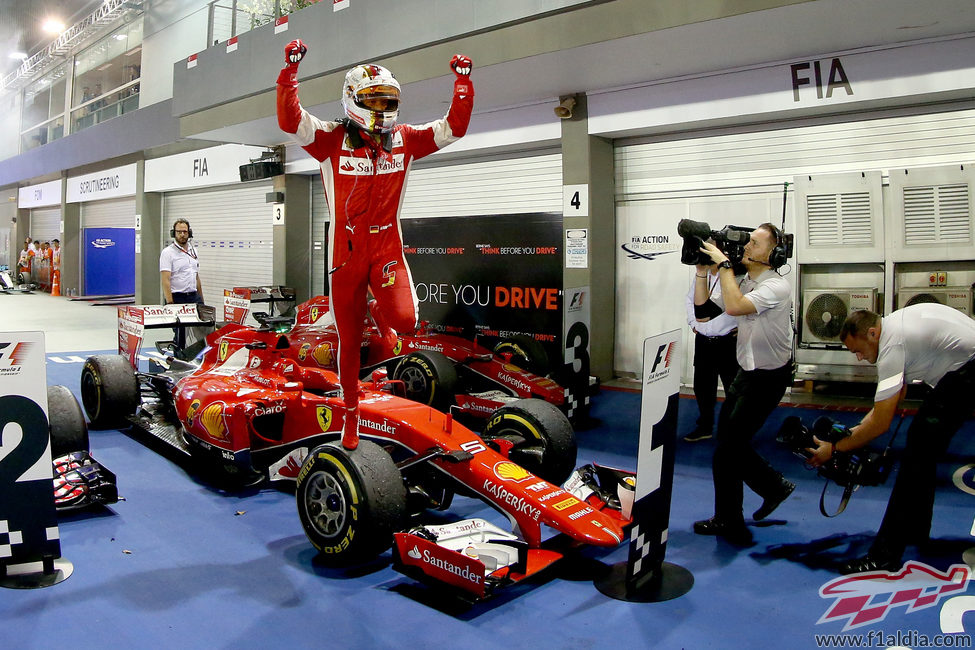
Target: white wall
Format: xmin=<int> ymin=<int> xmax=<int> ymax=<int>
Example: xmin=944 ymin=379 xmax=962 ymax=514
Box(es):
xmin=139 ymin=4 xmax=210 ymax=108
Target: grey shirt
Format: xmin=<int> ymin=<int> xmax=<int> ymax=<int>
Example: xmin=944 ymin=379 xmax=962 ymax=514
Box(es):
xmin=874 ymin=303 xmax=975 ymax=402
xmin=713 ymin=268 xmax=793 ymax=371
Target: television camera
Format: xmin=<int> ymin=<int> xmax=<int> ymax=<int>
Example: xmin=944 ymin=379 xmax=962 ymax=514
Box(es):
xmin=777 ymin=415 xmax=895 ymax=516
xmin=676 ymin=219 xmax=755 ymax=267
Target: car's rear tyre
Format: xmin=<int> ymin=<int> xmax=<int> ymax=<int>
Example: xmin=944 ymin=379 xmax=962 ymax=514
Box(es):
xmin=296 ymin=440 xmax=407 ymax=567
xmin=392 ymin=350 xmax=457 ymax=411
xmin=80 ymin=354 xmax=140 ymax=429
xmin=493 ymin=334 xmax=550 ymax=376
xmin=48 ymin=385 xmax=89 ymax=457
xmin=481 ymin=398 xmax=577 ymax=486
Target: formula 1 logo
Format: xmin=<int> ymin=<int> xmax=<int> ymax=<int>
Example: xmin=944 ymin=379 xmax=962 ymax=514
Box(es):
xmin=817 ymin=561 xmax=971 ymax=631
xmin=0 ymin=342 xmax=33 ymax=375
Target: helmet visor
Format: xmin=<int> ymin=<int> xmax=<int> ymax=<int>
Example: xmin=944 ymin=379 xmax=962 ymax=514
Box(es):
xmin=355 ymin=85 xmax=400 ymax=112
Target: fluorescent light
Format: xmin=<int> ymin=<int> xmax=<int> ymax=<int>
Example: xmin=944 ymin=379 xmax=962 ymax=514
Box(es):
xmin=9 ymin=52 xmax=27 ymax=60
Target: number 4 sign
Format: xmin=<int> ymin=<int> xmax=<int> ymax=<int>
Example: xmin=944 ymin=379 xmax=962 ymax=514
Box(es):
xmin=0 ymin=332 xmax=66 ymax=588
xmin=563 ymin=184 xmax=589 ymax=217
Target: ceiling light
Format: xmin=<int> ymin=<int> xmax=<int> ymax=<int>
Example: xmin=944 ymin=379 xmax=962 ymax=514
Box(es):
xmin=42 ymin=19 xmax=66 ymax=34
xmin=9 ymin=52 xmax=27 ymax=61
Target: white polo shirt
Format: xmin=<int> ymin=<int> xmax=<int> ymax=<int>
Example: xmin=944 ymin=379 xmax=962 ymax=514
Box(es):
xmin=159 ymin=242 xmax=200 ymax=294
xmin=874 ymin=303 xmax=975 ymax=402
xmin=733 ymin=269 xmax=793 ymax=371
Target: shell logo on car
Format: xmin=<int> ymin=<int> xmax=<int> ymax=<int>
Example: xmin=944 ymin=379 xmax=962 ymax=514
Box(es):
xmin=185 ymin=399 xmax=202 ymax=427
xmin=313 ymin=343 xmax=333 ymax=367
xmin=200 ymin=402 xmax=229 ymax=440
xmin=493 ymin=461 xmax=531 ymax=483
xmin=316 ymin=405 xmax=333 ymax=432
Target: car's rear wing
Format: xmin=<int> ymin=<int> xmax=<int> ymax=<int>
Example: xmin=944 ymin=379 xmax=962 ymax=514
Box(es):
xmin=118 ymin=303 xmax=216 ymax=368
xmin=223 ymin=286 xmax=296 ymax=325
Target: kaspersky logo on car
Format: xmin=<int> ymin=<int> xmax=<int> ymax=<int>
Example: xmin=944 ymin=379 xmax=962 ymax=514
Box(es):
xmin=482 ymin=480 xmax=541 ymax=521
xmin=817 ymin=561 xmax=971 ymax=631
xmin=199 ymin=401 xmax=229 ymax=441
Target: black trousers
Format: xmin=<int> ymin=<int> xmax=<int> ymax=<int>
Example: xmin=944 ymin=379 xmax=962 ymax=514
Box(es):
xmin=692 ymin=331 xmax=740 ymax=432
xmin=871 ymin=355 xmax=975 ymax=559
xmin=170 ymin=290 xmax=200 ymax=350
xmin=712 ymin=361 xmax=793 ymax=522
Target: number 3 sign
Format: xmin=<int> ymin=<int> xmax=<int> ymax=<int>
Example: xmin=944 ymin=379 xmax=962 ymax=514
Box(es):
xmin=0 ymin=332 xmax=64 ymax=587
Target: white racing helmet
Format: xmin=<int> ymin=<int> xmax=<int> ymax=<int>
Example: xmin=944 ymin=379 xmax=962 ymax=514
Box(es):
xmin=342 ymin=64 xmax=401 ymax=134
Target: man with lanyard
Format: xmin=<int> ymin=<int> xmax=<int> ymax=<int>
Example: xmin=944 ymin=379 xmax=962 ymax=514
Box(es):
xmin=809 ymin=304 xmax=975 ymax=573
xmin=693 ymin=223 xmax=795 ymax=545
xmin=159 ymin=218 xmax=203 ymax=349
xmin=684 ymin=260 xmax=741 ymax=442
xmin=277 ymin=39 xmax=474 ymax=450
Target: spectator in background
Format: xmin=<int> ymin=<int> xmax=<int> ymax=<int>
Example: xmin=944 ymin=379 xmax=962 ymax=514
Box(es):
xmin=17 ymin=240 xmax=31 ymax=281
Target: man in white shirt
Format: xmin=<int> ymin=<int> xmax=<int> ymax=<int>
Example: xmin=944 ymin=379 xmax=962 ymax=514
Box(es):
xmin=159 ymin=219 xmax=202 ymax=349
xmin=809 ymin=304 xmax=975 ymax=574
xmin=684 ymin=266 xmax=740 ymax=441
xmin=693 ymin=223 xmax=795 ymax=545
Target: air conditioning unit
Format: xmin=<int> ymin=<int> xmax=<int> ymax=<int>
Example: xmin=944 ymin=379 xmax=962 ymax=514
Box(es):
xmin=802 ymin=288 xmax=878 ymax=345
xmin=896 ymin=287 xmax=973 ymax=316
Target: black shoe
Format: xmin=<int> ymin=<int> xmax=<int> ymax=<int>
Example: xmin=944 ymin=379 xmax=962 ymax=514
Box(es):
xmin=753 ymin=480 xmax=796 ymax=521
xmin=839 ymin=554 xmax=902 ymax=575
xmin=683 ymin=428 xmax=713 ymax=442
xmin=693 ymin=517 xmax=753 ymax=545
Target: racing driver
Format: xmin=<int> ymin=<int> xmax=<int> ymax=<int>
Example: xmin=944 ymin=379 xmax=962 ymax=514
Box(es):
xmin=277 ymin=39 xmax=474 ymax=450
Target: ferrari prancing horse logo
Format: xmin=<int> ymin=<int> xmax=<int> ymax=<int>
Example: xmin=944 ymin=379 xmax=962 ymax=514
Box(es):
xmin=316 ymin=405 xmax=333 ymax=432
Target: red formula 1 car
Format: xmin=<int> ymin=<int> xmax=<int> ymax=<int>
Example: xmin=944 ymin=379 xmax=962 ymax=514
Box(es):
xmin=223 ymin=289 xmax=588 ymax=423
xmin=81 ymin=309 xmax=631 ymax=598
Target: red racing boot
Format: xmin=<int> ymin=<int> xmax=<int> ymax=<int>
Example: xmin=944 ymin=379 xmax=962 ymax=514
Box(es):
xmin=341 ymin=405 xmax=359 ymax=450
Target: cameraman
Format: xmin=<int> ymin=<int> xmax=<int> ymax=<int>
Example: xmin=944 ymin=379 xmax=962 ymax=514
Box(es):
xmin=808 ymin=306 xmax=975 ymax=574
xmin=684 ymin=263 xmax=740 ymax=442
xmin=693 ymin=223 xmax=795 ymax=545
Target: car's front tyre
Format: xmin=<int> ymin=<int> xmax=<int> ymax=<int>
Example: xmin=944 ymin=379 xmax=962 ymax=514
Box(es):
xmin=296 ymin=440 xmax=407 ymax=566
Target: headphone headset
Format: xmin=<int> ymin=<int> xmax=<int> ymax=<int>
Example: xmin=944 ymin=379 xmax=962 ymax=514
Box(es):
xmin=766 ymin=223 xmax=792 ymax=269
xmin=171 ymin=220 xmax=193 ymax=239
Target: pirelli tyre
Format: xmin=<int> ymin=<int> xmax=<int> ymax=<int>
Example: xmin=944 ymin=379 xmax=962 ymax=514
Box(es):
xmin=493 ymin=334 xmax=550 ymax=377
xmin=481 ymin=398 xmax=577 ymax=486
xmin=80 ymin=354 xmax=140 ymax=429
xmin=296 ymin=440 xmax=407 ymax=566
xmin=392 ymin=350 xmax=458 ymax=411
xmin=48 ymin=385 xmax=90 ymax=457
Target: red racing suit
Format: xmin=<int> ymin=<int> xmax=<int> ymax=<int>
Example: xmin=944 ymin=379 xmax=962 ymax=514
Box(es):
xmin=277 ymin=67 xmax=473 ymax=446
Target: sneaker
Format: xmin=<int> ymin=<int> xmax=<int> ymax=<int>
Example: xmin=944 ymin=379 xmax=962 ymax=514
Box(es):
xmin=753 ymin=479 xmax=796 ymax=521
xmin=693 ymin=516 xmax=754 ymax=546
xmin=683 ymin=429 xmax=713 ymax=442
